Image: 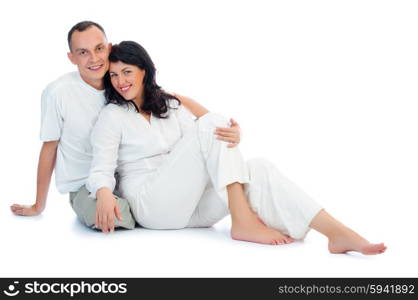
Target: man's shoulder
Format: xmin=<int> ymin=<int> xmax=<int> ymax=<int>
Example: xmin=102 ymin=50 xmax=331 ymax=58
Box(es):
xmin=42 ymin=72 xmax=81 ymax=96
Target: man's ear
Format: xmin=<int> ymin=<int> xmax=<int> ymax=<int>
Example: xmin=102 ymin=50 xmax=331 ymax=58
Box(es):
xmin=108 ymin=42 xmax=112 ymax=51
xmin=67 ymin=52 xmax=76 ymax=65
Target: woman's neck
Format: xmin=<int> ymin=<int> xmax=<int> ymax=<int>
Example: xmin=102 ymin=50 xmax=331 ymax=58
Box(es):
xmin=132 ymin=92 xmax=144 ymax=112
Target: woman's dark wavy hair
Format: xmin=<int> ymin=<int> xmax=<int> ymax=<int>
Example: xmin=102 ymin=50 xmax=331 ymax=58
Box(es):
xmin=104 ymin=41 xmax=179 ymax=118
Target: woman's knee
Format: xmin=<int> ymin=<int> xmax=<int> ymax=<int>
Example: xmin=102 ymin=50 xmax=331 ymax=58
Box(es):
xmin=197 ymin=112 xmax=229 ymax=131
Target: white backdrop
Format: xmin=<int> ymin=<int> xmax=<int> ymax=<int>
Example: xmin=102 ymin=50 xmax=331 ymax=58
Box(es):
xmin=0 ymin=0 xmax=417 ymax=277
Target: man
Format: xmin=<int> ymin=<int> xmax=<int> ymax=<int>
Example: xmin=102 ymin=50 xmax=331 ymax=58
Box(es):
xmin=10 ymin=21 xmax=242 ymax=233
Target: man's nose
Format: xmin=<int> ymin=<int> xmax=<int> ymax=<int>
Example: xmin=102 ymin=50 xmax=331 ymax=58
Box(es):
xmin=89 ymin=51 xmax=99 ymax=63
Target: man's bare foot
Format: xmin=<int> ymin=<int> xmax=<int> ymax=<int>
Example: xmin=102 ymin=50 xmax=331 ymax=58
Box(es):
xmin=328 ymin=229 xmax=387 ymax=255
xmin=231 ymin=212 xmax=294 ymax=245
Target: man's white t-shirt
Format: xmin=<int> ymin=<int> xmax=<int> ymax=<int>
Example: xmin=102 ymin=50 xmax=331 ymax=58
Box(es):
xmin=40 ymin=71 xmax=105 ymax=194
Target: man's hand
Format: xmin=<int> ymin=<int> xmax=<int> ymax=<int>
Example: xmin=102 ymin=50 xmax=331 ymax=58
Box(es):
xmin=11 ymin=141 xmax=58 ymax=218
xmin=10 ymin=204 xmax=42 ymax=216
xmin=215 ymin=118 xmax=241 ymax=148
xmin=95 ymin=188 xmax=123 ymax=234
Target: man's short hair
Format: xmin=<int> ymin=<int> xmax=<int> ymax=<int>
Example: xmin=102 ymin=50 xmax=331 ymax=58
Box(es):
xmin=67 ymin=21 xmax=106 ymax=51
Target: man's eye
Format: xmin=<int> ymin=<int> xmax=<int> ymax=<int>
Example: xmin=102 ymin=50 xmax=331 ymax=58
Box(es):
xmin=80 ymin=51 xmax=86 ymax=55
xmin=97 ymin=46 xmax=104 ymax=51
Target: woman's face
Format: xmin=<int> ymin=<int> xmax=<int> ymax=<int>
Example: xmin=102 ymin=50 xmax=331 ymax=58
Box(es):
xmin=109 ymin=61 xmax=145 ymax=102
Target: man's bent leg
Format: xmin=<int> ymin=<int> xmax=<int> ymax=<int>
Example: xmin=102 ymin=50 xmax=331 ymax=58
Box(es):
xmin=69 ymin=185 xmax=136 ymax=229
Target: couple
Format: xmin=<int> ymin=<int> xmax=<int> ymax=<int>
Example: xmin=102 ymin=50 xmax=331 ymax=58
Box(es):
xmin=11 ymin=21 xmax=386 ymax=255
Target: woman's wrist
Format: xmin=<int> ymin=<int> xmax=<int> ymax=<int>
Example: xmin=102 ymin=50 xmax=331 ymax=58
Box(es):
xmin=97 ymin=187 xmax=113 ymax=200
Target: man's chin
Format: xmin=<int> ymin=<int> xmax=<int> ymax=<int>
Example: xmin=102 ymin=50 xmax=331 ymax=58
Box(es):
xmin=85 ymin=70 xmax=106 ymax=81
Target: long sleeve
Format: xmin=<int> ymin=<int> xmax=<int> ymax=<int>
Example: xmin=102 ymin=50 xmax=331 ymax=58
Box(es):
xmin=86 ymin=106 xmax=121 ymax=198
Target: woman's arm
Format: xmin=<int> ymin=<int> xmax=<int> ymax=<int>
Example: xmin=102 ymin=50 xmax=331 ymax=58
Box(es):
xmin=95 ymin=187 xmax=122 ymax=233
xmin=87 ymin=108 xmax=123 ymax=234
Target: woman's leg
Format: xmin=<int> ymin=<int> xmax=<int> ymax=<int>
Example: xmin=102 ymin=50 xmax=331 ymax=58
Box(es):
xmin=309 ymin=209 xmax=387 ymax=255
xmin=196 ymin=114 xmax=292 ymax=244
xmin=133 ymin=113 xmax=291 ymax=245
xmin=232 ymin=158 xmax=321 ymax=244
xmin=240 ymin=158 xmax=386 ymax=254
xmin=186 ymin=179 xmax=294 ymax=245
xmin=128 ymin=112 xmax=249 ymax=229
xmin=186 ymin=182 xmax=229 ymax=228
xmin=227 ymin=182 xmax=294 ymax=245
xmin=127 ymin=128 xmax=211 ymax=229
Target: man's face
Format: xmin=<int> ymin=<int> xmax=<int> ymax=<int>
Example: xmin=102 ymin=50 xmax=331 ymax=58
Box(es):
xmin=67 ymin=26 xmax=110 ymax=87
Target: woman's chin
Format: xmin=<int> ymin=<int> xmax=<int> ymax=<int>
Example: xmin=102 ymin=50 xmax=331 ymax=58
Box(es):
xmin=119 ymin=95 xmax=131 ymax=101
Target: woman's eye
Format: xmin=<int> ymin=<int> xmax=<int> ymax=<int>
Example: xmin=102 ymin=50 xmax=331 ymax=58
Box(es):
xmin=110 ymin=73 xmax=117 ymax=77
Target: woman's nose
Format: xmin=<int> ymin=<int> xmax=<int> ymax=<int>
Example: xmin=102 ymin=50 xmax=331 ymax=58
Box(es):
xmin=117 ymin=75 xmax=127 ymax=86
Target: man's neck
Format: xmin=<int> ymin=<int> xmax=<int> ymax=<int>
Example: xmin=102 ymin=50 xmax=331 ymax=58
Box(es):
xmin=79 ymin=73 xmax=104 ymax=90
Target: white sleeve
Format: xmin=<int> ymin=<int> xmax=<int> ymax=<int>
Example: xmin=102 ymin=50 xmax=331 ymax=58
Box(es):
xmin=40 ymin=86 xmax=64 ymax=141
xmin=170 ymin=99 xmax=196 ymax=135
xmin=86 ymin=107 xmax=121 ymax=198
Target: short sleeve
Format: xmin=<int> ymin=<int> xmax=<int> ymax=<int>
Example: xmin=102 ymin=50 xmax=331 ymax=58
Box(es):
xmin=40 ymin=86 xmax=64 ymax=141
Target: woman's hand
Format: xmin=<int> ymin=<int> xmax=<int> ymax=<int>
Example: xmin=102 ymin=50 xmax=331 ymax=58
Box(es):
xmin=95 ymin=188 xmax=123 ymax=234
xmin=10 ymin=204 xmax=42 ymax=216
xmin=215 ymin=118 xmax=241 ymax=148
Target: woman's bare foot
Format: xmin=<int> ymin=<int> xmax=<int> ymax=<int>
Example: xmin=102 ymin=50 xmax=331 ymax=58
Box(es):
xmin=327 ymin=228 xmax=387 ymax=255
xmin=231 ymin=212 xmax=294 ymax=245
xmin=309 ymin=209 xmax=387 ymax=255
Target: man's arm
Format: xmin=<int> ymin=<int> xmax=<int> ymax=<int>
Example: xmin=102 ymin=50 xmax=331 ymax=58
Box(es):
xmin=10 ymin=141 xmax=58 ymax=216
xmin=173 ymin=93 xmax=241 ymax=148
xmin=173 ymin=93 xmax=209 ymax=118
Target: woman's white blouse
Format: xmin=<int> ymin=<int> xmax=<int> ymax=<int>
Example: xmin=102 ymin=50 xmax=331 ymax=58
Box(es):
xmin=86 ymin=100 xmax=196 ymax=197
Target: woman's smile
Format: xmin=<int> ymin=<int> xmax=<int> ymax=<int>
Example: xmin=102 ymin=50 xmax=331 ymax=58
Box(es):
xmin=119 ymin=84 xmax=132 ymax=93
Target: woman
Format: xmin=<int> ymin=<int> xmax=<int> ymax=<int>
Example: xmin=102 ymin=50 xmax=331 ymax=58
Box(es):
xmin=87 ymin=41 xmax=387 ymax=254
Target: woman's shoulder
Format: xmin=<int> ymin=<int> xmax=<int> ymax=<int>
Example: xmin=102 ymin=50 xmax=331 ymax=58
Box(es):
xmin=102 ymin=103 xmax=130 ymax=113
xmin=98 ymin=103 xmax=130 ymax=120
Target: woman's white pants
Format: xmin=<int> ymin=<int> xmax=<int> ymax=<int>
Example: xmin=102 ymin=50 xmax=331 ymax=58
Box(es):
xmin=128 ymin=113 xmax=322 ymax=239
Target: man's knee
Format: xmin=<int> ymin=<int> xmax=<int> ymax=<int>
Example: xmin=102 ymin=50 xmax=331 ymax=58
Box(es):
xmin=71 ymin=186 xmax=136 ymax=230
xmin=70 ymin=187 xmax=96 ymax=227
xmin=113 ymin=195 xmax=136 ymax=229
